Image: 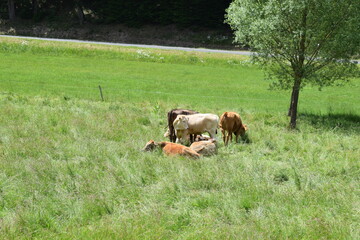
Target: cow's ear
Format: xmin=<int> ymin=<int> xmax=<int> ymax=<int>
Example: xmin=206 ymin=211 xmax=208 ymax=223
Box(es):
xmin=243 ymin=124 xmax=248 ymax=131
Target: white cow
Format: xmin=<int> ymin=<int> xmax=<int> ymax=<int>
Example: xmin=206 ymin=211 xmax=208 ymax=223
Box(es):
xmin=173 ymin=113 xmax=219 ymax=144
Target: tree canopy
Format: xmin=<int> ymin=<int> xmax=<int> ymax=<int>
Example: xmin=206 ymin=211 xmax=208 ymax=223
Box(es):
xmin=226 ymin=0 xmax=360 ymax=128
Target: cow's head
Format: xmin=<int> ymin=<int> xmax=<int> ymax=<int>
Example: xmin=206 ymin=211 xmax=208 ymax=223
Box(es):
xmin=238 ymin=124 xmax=248 ymax=137
xmin=143 ymin=140 xmax=158 ymax=151
xmin=175 ymin=129 xmax=189 ymax=144
xmin=173 ymin=115 xmax=188 ymax=130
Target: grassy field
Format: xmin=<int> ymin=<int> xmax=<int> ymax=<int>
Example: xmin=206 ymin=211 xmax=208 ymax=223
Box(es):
xmin=0 ymin=37 xmax=359 ymax=239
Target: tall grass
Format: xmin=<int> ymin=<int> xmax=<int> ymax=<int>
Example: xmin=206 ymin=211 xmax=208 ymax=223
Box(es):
xmin=0 ymin=38 xmax=359 ymax=239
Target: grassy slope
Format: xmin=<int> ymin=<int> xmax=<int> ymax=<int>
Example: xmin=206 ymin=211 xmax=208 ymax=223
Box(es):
xmin=0 ymin=37 xmax=359 ymax=239
xmin=1 ymin=37 xmax=359 ymax=114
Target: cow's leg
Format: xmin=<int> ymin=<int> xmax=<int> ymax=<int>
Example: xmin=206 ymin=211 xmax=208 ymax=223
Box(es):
xmin=175 ymin=130 xmax=180 ymax=143
xmin=190 ymin=134 xmax=195 ymax=143
xmin=176 ymin=136 xmax=185 ymax=144
xmin=173 ymin=130 xmax=178 ymax=143
xmin=209 ymin=130 xmax=217 ymax=141
xmin=176 ymin=135 xmax=184 ymax=144
xmin=224 ymin=131 xmax=229 ymax=146
xmin=186 ymin=134 xmax=192 ymax=146
xmin=169 ymin=128 xmax=175 ymax=142
xmin=193 ymin=134 xmax=198 ymax=143
xmin=179 ymin=129 xmax=189 ymax=145
xmin=221 ymin=129 xmax=226 ymax=144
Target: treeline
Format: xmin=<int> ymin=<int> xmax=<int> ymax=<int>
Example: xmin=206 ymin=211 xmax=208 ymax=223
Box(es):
xmin=1 ymin=0 xmax=232 ymax=28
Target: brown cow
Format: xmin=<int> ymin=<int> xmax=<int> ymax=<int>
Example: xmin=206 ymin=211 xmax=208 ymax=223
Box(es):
xmin=167 ymin=109 xmax=198 ymax=142
xmin=219 ymin=112 xmax=248 ymax=146
xmin=143 ymin=140 xmax=200 ymax=159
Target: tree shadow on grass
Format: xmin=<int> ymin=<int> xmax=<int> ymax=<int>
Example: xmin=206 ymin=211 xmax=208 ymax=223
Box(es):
xmin=298 ymin=112 xmax=360 ymax=134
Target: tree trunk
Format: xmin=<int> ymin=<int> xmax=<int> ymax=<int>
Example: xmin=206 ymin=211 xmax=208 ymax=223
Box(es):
xmin=289 ymin=6 xmax=307 ymax=128
xmin=288 ymin=88 xmax=295 ymax=116
xmin=289 ymin=77 xmax=301 ymax=129
xmin=8 ymin=0 xmax=15 ymax=21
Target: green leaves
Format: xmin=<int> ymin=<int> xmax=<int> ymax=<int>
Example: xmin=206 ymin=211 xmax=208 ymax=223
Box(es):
xmin=227 ymin=0 xmax=360 ymax=127
xmin=226 ymin=0 xmax=360 ymax=88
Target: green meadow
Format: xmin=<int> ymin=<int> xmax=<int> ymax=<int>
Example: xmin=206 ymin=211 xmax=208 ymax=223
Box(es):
xmin=0 ymin=37 xmax=359 ymax=239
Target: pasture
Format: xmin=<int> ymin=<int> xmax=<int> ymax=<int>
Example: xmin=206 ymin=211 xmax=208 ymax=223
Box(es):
xmin=0 ymin=37 xmax=359 ymax=239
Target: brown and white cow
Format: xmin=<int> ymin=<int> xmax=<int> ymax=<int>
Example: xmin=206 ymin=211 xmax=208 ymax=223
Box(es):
xmin=167 ymin=109 xmax=198 ymax=142
xmin=190 ymin=139 xmax=217 ymax=156
xmin=173 ymin=113 xmax=219 ymax=144
xmin=143 ymin=140 xmax=200 ymax=159
xmin=219 ymin=111 xmax=248 ymax=146
xmin=194 ymin=134 xmax=211 ymax=142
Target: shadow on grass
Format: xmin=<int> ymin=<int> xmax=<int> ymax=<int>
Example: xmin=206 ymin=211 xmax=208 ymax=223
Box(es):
xmin=241 ymin=133 xmax=252 ymax=144
xmin=299 ymin=112 xmax=360 ymax=134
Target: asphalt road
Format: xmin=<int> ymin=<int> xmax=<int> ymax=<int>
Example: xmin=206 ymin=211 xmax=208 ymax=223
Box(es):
xmin=1 ymin=35 xmax=358 ymax=64
xmin=0 ymin=34 xmax=253 ymax=56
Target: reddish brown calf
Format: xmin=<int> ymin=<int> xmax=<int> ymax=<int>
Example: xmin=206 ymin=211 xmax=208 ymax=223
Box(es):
xmin=143 ymin=140 xmax=200 ymax=159
xmin=219 ymin=112 xmax=248 ymax=146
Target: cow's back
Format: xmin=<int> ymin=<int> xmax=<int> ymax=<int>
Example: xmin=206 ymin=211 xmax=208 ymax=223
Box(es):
xmin=220 ymin=112 xmax=241 ymax=132
xmin=159 ymin=142 xmax=200 ymax=159
xmin=162 ymin=142 xmax=184 ymax=155
xmin=186 ymin=114 xmax=219 ymax=133
xmin=190 ymin=140 xmax=217 ymax=156
xmin=168 ymin=109 xmax=198 ymax=124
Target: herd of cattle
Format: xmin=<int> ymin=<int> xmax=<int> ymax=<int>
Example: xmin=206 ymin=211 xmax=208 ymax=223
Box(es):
xmin=143 ymin=109 xmax=248 ymax=159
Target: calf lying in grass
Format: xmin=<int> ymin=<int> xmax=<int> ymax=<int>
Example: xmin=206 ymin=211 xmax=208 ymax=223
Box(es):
xmin=143 ymin=140 xmax=200 ymax=159
xmin=190 ymin=139 xmax=217 ymax=156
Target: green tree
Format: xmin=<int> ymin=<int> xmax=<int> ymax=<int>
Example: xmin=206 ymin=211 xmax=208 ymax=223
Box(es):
xmin=226 ymin=0 xmax=360 ymax=128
